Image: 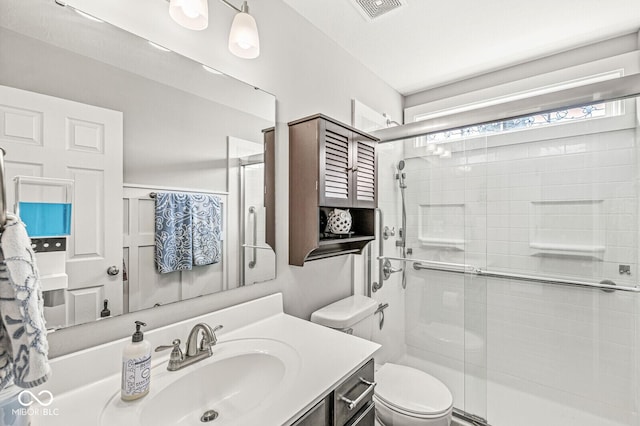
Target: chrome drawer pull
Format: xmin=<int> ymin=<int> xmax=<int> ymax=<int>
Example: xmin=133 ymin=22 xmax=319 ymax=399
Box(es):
xmin=338 ymin=378 xmax=376 ymax=411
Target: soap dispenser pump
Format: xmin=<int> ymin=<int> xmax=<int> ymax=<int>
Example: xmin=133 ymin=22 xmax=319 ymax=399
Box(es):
xmin=121 ymin=321 xmax=151 ymax=401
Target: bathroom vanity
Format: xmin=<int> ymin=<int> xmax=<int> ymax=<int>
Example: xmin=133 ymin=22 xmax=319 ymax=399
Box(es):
xmin=294 ymin=359 xmax=375 ymax=426
xmin=20 ymin=294 xmax=379 ymax=426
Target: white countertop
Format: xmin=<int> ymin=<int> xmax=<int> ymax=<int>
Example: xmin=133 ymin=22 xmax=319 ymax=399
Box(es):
xmin=20 ymin=294 xmax=380 ymax=426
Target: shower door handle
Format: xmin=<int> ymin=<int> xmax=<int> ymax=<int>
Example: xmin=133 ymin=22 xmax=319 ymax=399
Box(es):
xmin=248 ymin=206 xmax=257 ymax=269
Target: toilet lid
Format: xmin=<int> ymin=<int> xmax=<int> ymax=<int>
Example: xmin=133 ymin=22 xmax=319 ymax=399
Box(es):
xmin=375 ymin=363 xmax=453 ymax=417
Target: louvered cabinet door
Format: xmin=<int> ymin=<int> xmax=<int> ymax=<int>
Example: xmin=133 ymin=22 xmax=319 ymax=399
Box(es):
xmin=319 ymin=120 xmax=353 ymax=208
xmin=353 ymin=138 xmax=377 ymax=208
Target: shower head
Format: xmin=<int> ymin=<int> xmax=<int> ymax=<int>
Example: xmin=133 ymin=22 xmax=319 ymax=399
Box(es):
xmin=396 ymin=160 xmax=407 ymax=189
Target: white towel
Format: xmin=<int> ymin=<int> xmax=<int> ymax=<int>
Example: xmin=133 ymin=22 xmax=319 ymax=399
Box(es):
xmin=0 ymin=214 xmax=50 ymax=390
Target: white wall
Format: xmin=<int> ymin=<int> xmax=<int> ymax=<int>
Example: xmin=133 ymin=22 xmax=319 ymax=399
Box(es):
xmin=46 ymin=0 xmax=402 ymax=356
xmin=405 ymin=33 xmax=638 ymax=108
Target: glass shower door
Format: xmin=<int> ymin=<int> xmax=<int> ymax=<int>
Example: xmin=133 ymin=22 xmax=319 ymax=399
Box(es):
xmin=478 ymin=98 xmax=640 ymax=426
xmin=401 ymin=143 xmax=487 ymax=421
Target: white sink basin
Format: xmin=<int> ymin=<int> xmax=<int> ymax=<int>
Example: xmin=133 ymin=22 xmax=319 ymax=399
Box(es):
xmin=100 ymin=338 xmax=301 ymax=426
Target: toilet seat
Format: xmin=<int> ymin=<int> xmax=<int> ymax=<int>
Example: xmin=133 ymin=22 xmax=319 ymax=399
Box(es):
xmin=374 ymin=363 xmax=453 ymax=418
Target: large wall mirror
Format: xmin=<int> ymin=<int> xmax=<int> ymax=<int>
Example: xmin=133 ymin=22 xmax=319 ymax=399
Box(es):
xmin=0 ymin=0 xmax=276 ymax=330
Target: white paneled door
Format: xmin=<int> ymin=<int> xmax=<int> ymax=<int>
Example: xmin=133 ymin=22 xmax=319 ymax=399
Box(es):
xmin=0 ymin=85 xmax=123 ymax=326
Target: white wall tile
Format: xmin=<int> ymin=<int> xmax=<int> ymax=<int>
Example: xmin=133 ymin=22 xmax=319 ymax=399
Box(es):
xmin=400 ymin=117 xmax=639 ymax=424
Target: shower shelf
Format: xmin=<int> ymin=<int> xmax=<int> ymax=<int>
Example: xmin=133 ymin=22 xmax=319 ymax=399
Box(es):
xmin=529 ymin=242 xmax=606 ymax=259
xmin=418 ymin=237 xmax=464 ymax=250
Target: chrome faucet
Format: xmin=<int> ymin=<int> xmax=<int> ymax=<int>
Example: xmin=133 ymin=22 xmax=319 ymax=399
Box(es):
xmin=155 ymin=323 xmax=223 ymax=371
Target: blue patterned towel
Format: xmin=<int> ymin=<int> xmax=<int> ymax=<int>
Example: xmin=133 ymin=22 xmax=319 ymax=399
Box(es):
xmin=155 ymin=193 xmax=222 ymax=274
xmin=0 ymin=214 xmax=50 ymax=391
xmin=191 ymin=194 xmax=222 ymax=266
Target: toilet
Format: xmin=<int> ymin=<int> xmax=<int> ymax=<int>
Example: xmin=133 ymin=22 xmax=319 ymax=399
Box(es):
xmin=311 ymin=295 xmax=453 ymax=426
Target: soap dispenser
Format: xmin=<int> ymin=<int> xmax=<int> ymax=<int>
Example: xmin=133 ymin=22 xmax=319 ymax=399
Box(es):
xmin=121 ymin=321 xmax=151 ymax=401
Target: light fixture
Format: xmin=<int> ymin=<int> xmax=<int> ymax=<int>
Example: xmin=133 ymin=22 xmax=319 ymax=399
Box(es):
xmin=166 ymin=0 xmax=260 ymax=59
xmin=169 ymin=0 xmax=209 ymax=30
xmin=220 ymin=0 xmax=260 ymax=59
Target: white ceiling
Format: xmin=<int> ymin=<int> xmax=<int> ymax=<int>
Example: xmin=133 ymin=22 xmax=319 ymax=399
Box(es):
xmin=282 ymin=0 xmax=640 ymax=95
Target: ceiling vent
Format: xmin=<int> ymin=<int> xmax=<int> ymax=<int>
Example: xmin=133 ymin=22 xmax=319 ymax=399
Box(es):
xmin=353 ymin=0 xmax=405 ymax=21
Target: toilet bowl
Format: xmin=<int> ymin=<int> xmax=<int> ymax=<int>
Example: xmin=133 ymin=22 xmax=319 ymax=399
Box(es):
xmin=310 ymin=295 xmax=453 ymax=426
xmin=374 ymin=363 xmax=452 ymax=426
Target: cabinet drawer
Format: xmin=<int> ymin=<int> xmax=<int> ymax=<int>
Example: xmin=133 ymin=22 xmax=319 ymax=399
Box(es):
xmin=346 ymin=401 xmax=375 ymax=426
xmin=334 ymin=359 xmax=375 ymax=426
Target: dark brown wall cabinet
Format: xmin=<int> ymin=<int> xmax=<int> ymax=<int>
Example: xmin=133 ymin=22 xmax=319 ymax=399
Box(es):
xmin=289 ymin=114 xmax=378 ymax=266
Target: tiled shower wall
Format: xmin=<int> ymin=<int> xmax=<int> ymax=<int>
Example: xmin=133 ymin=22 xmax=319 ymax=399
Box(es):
xmin=399 ymin=98 xmax=640 ymax=426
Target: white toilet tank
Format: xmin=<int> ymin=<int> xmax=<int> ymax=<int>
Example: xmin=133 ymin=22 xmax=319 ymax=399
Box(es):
xmin=310 ymin=295 xmax=378 ymax=340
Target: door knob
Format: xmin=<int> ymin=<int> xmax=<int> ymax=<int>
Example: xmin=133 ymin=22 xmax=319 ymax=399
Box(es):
xmin=107 ymin=265 xmax=120 ymax=276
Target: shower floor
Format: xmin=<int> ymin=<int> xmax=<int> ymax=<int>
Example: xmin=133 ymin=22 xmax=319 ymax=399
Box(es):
xmin=399 ymin=353 xmax=634 ymax=426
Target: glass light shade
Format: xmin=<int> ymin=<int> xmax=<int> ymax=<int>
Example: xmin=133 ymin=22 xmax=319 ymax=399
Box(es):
xmin=169 ymin=0 xmax=208 ymax=31
xmin=228 ymin=11 xmax=260 ymax=59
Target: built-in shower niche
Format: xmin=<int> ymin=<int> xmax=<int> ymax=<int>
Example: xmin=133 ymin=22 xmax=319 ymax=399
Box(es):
xmin=529 ymin=200 xmax=605 ymax=259
xmin=418 ymin=203 xmax=465 ymax=250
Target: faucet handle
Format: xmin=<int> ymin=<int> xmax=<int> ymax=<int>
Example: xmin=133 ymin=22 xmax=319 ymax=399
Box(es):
xmin=155 ymin=339 xmax=184 ymax=371
xmin=200 ymin=325 xmax=223 ymax=350
xmin=205 ymin=325 xmax=224 ymax=348
xmin=155 ymin=338 xmax=181 ymax=352
xmin=155 ymin=339 xmax=183 ymax=358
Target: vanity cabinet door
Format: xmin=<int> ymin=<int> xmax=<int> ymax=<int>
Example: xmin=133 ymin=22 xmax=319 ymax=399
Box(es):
xmin=290 ymin=358 xmax=375 ymax=426
xmin=345 ymin=402 xmax=375 ymax=426
xmin=293 ymin=396 xmax=330 ymax=426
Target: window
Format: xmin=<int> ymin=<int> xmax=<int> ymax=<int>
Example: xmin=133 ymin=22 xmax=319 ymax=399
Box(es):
xmin=412 ymin=71 xmax=624 ymax=148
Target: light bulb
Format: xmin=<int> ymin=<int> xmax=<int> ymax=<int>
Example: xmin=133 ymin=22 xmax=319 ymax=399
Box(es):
xmin=228 ymin=11 xmax=260 ymax=59
xmin=180 ymin=0 xmax=201 ymax=18
xmin=169 ymin=0 xmax=208 ymax=30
